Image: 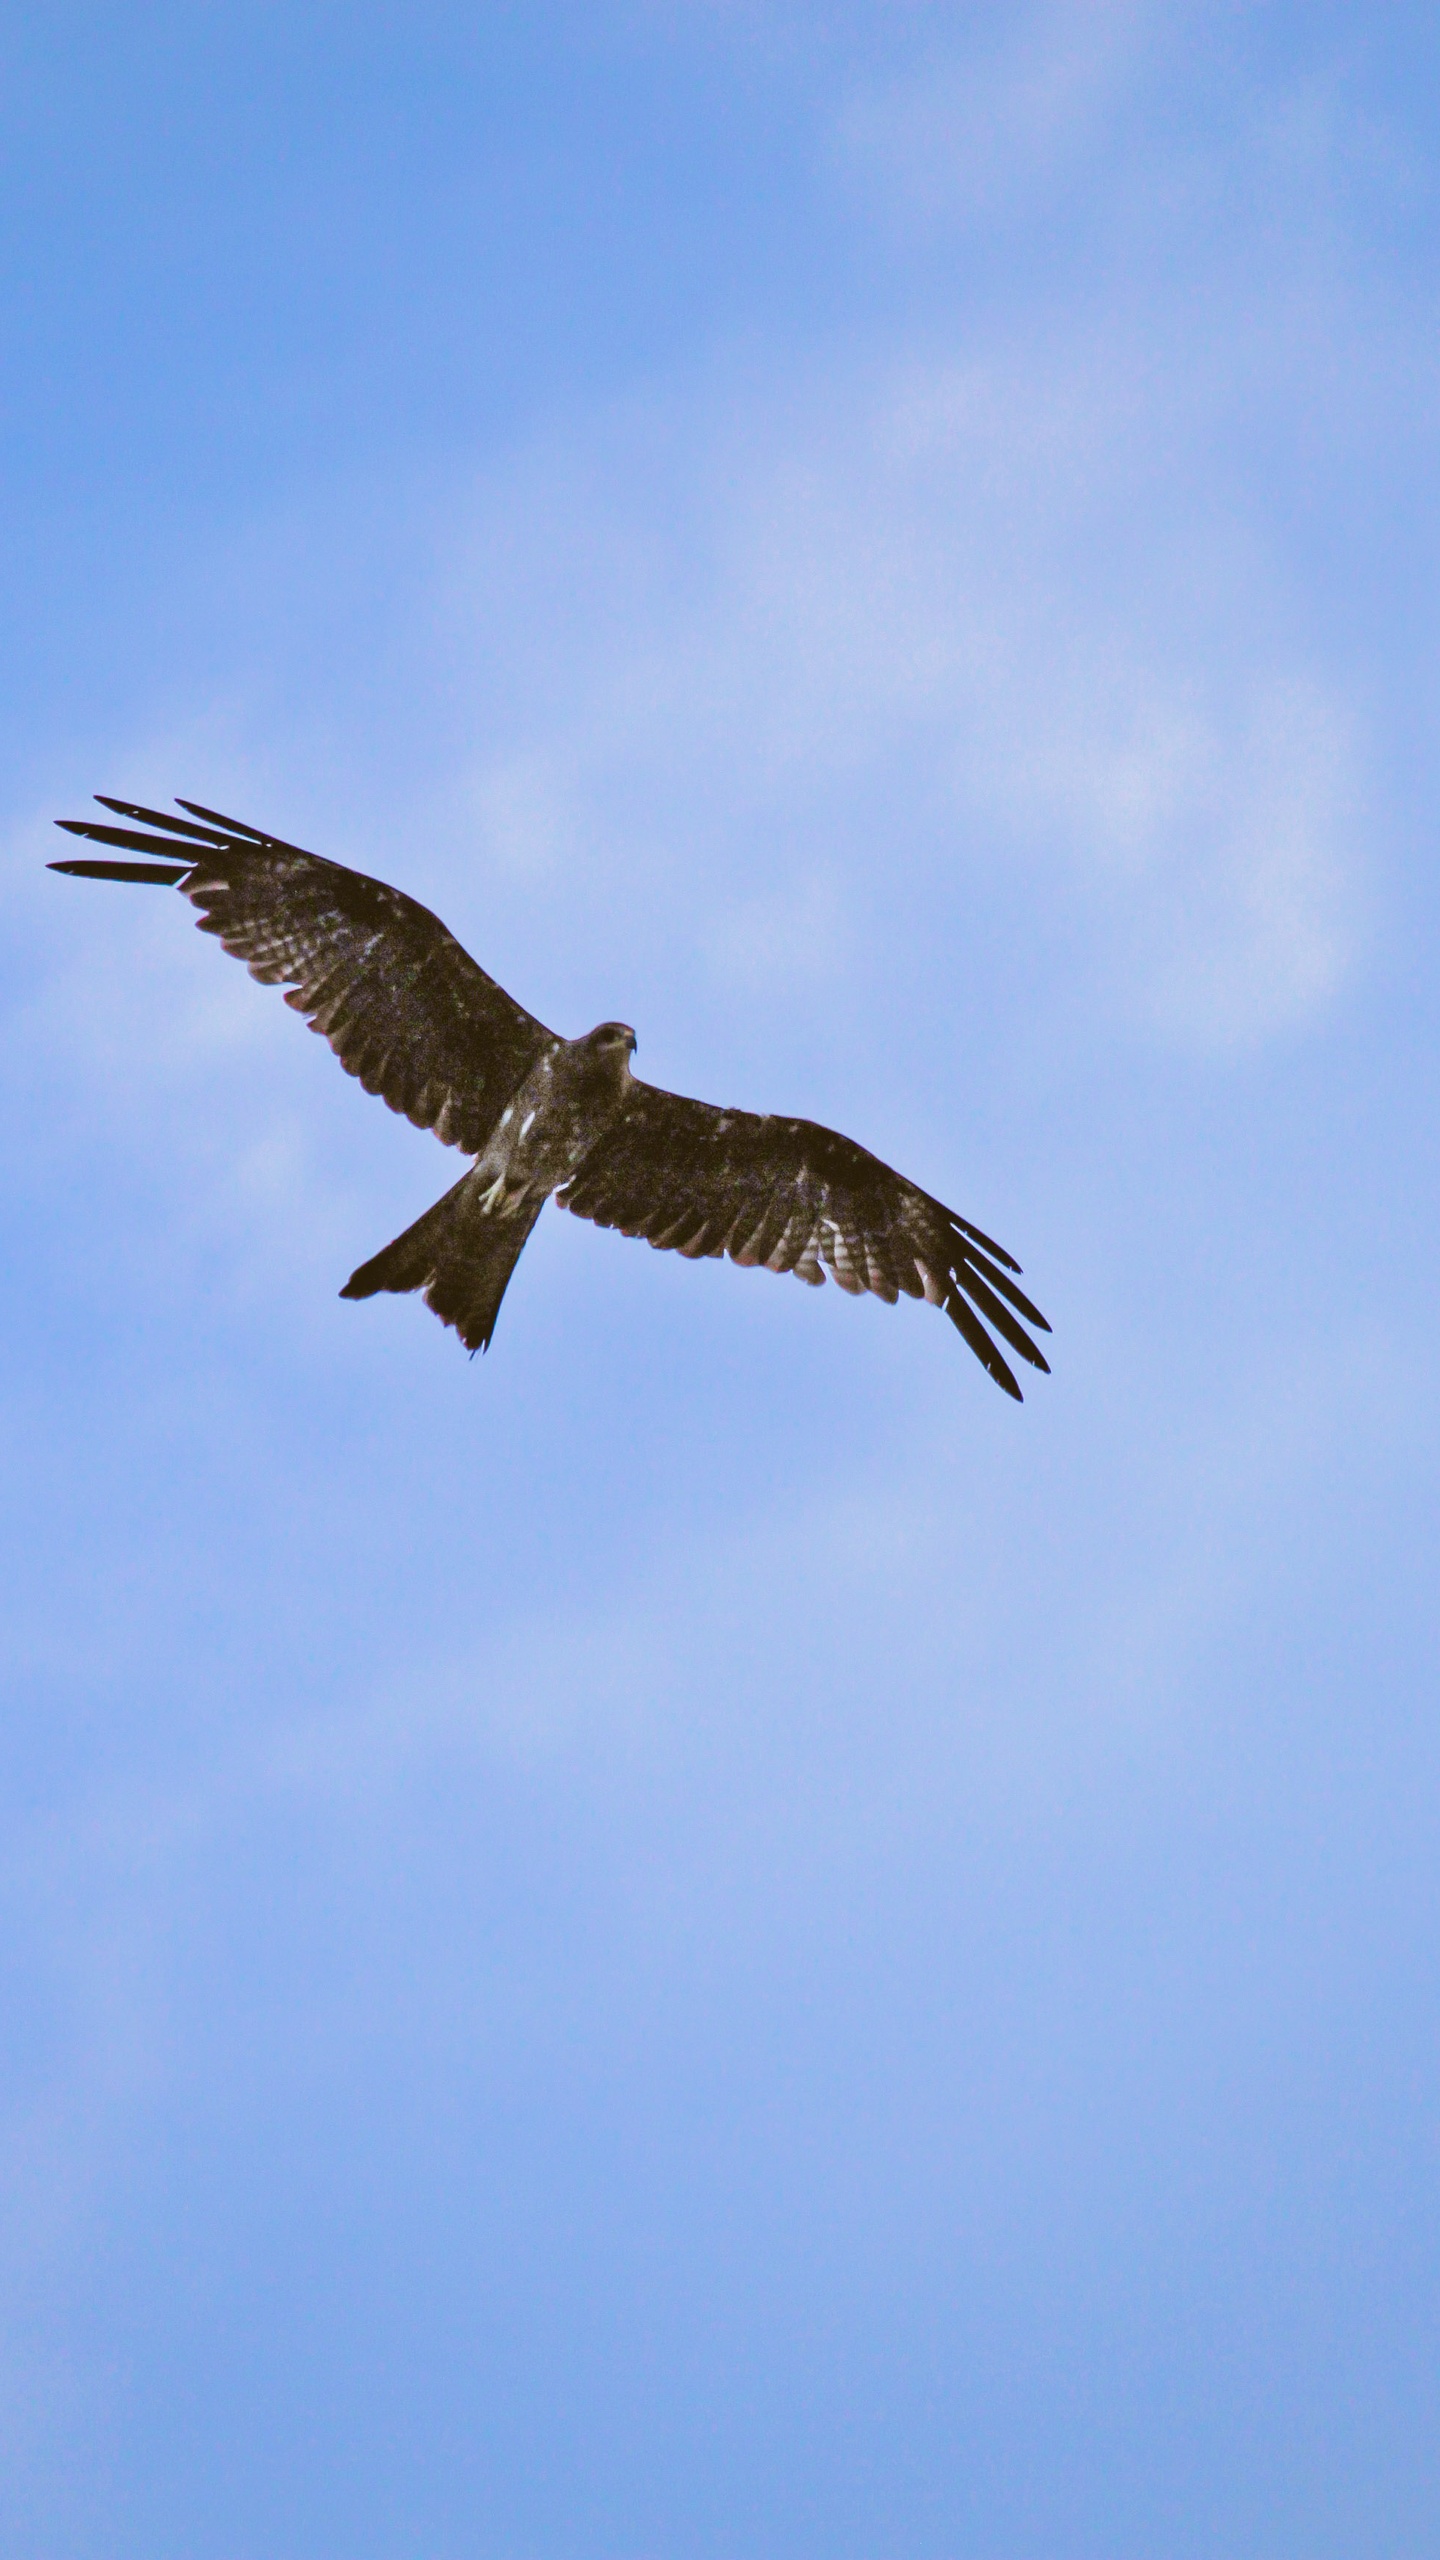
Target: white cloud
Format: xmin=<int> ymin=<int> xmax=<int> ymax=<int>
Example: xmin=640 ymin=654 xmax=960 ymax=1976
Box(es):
xmin=425 ymin=318 xmax=1367 ymax=1055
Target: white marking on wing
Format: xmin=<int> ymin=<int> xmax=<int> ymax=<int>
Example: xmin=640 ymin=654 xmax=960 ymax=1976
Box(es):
xmin=824 ymin=1222 xmax=867 ymax=1295
xmin=765 ymin=1207 xmax=810 ymax=1271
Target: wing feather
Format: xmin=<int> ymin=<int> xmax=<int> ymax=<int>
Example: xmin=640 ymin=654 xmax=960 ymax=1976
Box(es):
xmin=52 ymin=799 xmax=554 ymax=1153
xmin=559 ymin=1085 xmax=1050 ymax=1396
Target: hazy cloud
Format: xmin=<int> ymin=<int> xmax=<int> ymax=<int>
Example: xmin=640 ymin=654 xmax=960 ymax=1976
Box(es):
xmin=433 ymin=322 xmax=1367 ymax=1053
xmin=833 ymin=2 xmax=1155 ymax=220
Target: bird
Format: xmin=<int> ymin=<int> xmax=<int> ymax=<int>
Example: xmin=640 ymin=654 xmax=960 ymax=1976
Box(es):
xmin=51 ymin=796 xmax=1051 ymax=1396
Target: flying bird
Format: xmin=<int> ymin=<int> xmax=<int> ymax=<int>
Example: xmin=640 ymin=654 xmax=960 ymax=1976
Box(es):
xmin=51 ymin=798 xmax=1051 ymax=1397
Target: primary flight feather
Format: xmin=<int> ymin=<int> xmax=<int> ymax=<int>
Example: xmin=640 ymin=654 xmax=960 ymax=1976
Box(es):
xmin=51 ymin=797 xmax=1051 ymax=1396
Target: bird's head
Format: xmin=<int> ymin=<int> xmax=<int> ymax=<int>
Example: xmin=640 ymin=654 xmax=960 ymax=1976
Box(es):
xmin=581 ymin=1020 xmax=638 ymax=1088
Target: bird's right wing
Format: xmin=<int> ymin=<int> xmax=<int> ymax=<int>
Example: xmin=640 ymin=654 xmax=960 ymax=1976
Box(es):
xmin=52 ymin=797 xmax=554 ymax=1153
xmin=559 ymin=1082 xmax=1050 ymax=1398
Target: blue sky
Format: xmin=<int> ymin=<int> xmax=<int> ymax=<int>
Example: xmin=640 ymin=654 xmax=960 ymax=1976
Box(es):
xmin=3 ymin=5 xmax=1439 ymax=2552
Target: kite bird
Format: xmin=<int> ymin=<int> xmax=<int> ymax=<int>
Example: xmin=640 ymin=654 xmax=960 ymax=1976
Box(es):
xmin=51 ymin=798 xmax=1051 ymax=1397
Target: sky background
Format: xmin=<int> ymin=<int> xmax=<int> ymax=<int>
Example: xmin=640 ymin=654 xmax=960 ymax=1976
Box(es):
xmin=3 ymin=4 xmax=1439 ymax=2553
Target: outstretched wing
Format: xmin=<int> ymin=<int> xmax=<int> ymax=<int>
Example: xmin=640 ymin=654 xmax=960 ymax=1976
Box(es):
xmin=559 ymin=1085 xmax=1051 ymax=1398
xmin=52 ymin=797 xmax=554 ymax=1153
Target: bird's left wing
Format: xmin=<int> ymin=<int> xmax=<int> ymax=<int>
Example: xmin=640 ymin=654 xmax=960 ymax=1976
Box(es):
xmin=52 ymin=797 xmax=554 ymax=1152
xmin=558 ymin=1083 xmax=1050 ymax=1398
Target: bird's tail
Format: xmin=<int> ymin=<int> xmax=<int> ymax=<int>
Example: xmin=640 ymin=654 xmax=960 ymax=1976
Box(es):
xmin=340 ymin=1171 xmax=543 ymax=1354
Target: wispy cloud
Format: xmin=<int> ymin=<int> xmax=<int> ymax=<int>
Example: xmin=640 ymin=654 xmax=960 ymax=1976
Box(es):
xmin=833 ymin=2 xmax=1155 ymax=221
xmin=427 ymin=318 xmax=1369 ymax=1055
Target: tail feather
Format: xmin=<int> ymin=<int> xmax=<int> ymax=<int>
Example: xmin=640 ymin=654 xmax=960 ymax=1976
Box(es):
xmin=341 ymin=1172 xmax=542 ymax=1354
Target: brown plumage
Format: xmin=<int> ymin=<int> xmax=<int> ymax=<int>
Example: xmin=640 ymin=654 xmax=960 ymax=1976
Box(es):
xmin=51 ymin=796 xmax=1051 ymax=1393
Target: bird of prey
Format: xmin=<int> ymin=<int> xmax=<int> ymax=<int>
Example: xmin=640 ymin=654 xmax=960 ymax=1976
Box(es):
xmin=51 ymin=797 xmax=1051 ymax=1397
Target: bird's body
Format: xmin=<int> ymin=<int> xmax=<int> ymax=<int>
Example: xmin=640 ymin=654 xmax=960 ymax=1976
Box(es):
xmin=473 ymin=1024 xmax=638 ymax=1212
xmin=51 ymin=796 xmax=1051 ymax=1395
